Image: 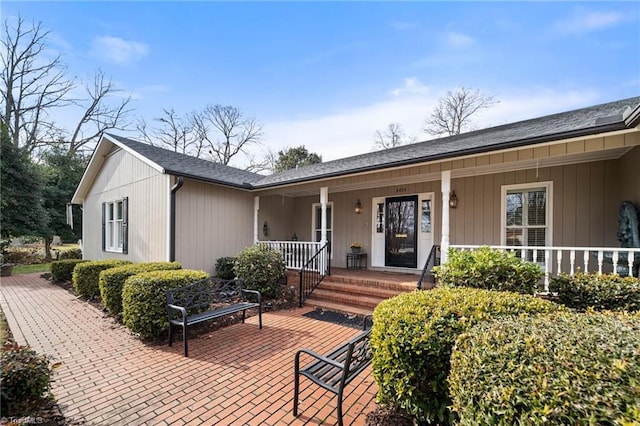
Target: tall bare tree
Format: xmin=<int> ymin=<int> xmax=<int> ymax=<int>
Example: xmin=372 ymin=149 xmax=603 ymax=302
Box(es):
xmin=67 ymin=70 xmax=133 ymax=154
xmin=137 ymin=108 xmax=204 ymax=157
xmin=424 ymin=87 xmax=498 ymax=137
xmin=192 ymin=104 xmax=263 ymax=166
xmin=1 ymin=16 xmax=74 ymax=151
xmin=374 ymin=122 xmax=408 ymax=150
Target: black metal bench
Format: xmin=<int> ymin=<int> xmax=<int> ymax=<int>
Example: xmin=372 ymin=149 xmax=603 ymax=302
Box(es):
xmin=166 ymin=278 xmax=262 ymax=357
xmin=293 ymin=316 xmax=373 ymax=426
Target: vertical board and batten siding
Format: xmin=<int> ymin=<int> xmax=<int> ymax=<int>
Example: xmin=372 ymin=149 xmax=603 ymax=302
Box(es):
xmin=256 ymin=195 xmax=295 ymax=242
xmin=619 ymin=145 xmax=640 ymax=206
xmin=82 ymin=148 xmax=168 ymax=262
xmin=174 ymin=179 xmax=254 ymax=275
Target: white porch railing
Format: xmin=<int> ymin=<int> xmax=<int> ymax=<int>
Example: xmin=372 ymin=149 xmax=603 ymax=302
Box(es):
xmin=262 ymin=241 xmax=323 ymax=271
xmin=451 ymin=245 xmax=640 ymax=293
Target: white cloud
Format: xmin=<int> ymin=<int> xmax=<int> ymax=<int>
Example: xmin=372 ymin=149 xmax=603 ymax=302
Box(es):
xmin=264 ymin=83 xmax=603 ymax=162
xmin=389 ymin=77 xmax=431 ymax=97
xmin=445 ymin=31 xmax=475 ymax=49
xmin=557 ymin=10 xmax=625 ymax=34
xmin=91 ymin=36 xmax=149 ymax=64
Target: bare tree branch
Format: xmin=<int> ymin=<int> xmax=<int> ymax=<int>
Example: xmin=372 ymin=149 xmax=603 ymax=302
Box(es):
xmin=424 ymin=87 xmax=498 ymax=137
xmin=1 ymin=16 xmax=74 ymax=152
xmin=373 ymin=122 xmax=407 ymax=150
xmin=192 ymin=104 xmax=264 ymax=166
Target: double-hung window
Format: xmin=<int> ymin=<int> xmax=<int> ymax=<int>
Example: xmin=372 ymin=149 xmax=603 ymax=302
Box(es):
xmin=502 ymin=182 xmax=551 ymax=262
xmin=102 ymin=198 xmax=128 ymax=253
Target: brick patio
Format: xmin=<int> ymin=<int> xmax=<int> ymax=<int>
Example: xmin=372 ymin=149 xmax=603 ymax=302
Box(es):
xmin=0 ymin=274 xmax=378 ymax=425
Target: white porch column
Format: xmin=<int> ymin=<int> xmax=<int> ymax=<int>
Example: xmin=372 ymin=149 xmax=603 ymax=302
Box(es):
xmin=253 ymin=196 xmax=260 ymax=244
xmin=320 ymin=187 xmax=328 ymax=244
xmin=441 ymin=170 xmax=451 ymax=264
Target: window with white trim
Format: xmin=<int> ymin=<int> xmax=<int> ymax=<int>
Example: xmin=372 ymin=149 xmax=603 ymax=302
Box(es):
xmin=102 ymin=198 xmax=128 ymax=253
xmin=502 ymin=183 xmax=551 ymax=262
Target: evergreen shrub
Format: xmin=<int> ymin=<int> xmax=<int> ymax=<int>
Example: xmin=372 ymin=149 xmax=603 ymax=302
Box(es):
xmin=0 ymin=343 xmax=53 ymax=416
xmin=550 ymin=272 xmax=640 ymax=312
xmin=215 ymin=256 xmax=236 ymax=279
xmin=72 ymin=259 xmax=131 ymax=298
xmin=99 ymin=262 xmax=182 ymax=316
xmin=370 ymin=287 xmax=564 ymax=424
xmin=434 ymin=246 xmax=543 ymax=294
xmin=233 ymin=245 xmax=285 ymax=299
xmin=449 ymin=311 xmax=640 ymax=425
xmin=121 ymin=269 xmax=208 ymax=338
xmin=51 ymin=259 xmax=89 ymax=282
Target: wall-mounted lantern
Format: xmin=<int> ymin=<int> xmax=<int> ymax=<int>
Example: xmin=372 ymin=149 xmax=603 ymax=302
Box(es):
xmin=263 ymin=221 xmax=269 ymax=236
xmin=354 ymin=199 xmax=363 ymax=214
xmin=449 ymin=191 xmax=458 ymax=209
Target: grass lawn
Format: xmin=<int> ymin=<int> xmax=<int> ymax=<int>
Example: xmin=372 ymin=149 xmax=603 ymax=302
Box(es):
xmin=12 ymin=263 xmax=51 ymax=275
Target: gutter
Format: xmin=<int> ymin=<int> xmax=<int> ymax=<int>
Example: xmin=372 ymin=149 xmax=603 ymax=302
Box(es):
xmin=169 ymin=176 xmax=184 ymax=262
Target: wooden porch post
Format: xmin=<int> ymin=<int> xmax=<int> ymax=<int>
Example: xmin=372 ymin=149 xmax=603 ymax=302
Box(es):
xmin=441 ymin=171 xmax=451 ymax=264
xmin=320 ymin=187 xmax=328 ymax=244
xmin=254 ymin=196 xmax=260 ymax=244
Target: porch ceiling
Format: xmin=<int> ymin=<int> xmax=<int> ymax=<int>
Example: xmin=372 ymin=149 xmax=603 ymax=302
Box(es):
xmin=258 ymin=144 xmax=634 ymax=198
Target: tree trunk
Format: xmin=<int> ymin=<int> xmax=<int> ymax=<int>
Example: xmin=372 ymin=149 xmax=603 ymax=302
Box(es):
xmin=44 ymin=237 xmax=52 ymax=262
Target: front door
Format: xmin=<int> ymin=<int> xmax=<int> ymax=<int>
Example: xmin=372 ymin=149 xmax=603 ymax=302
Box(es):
xmin=385 ymin=196 xmax=418 ymax=268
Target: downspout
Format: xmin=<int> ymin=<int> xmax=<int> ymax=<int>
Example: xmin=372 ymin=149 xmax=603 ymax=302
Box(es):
xmin=169 ymin=176 xmax=184 ymax=262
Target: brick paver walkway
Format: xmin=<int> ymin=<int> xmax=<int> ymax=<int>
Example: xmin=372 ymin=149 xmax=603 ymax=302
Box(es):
xmin=0 ymin=274 xmax=378 ymax=425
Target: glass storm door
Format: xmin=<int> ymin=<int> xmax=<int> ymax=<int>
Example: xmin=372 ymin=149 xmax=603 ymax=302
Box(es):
xmin=385 ymin=195 xmax=418 ymax=268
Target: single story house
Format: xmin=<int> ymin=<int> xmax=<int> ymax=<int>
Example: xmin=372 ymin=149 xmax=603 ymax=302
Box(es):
xmin=72 ymin=96 xmax=640 ymax=290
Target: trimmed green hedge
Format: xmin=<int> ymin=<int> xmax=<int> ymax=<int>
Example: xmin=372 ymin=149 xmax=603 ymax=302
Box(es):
xmin=99 ymin=262 xmax=182 ymax=316
xmin=122 ymin=269 xmax=208 ymax=338
xmin=72 ymin=260 xmax=131 ymax=298
xmin=434 ymin=247 xmax=543 ymax=294
xmin=215 ymin=256 xmax=236 ymax=279
xmin=449 ymin=312 xmax=640 ymax=425
xmin=59 ymin=248 xmax=82 ymax=260
xmin=51 ymin=259 xmax=89 ymax=282
xmin=550 ymin=272 xmax=640 ymax=312
xmin=371 ymin=287 xmax=565 ymax=424
xmin=234 ymin=245 xmax=285 ymax=299
xmin=1 ymin=343 xmax=53 ymax=416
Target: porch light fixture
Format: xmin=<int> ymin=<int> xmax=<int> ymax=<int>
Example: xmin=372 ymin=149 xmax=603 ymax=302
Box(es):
xmin=354 ymin=199 xmax=363 ymax=214
xmin=449 ymin=191 xmax=458 ymax=209
xmin=263 ymin=221 xmax=269 ymax=236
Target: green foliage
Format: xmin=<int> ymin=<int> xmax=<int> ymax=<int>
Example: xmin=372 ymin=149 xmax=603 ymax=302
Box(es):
xmin=370 ymin=287 xmax=564 ymax=424
xmin=60 ymin=248 xmax=83 ymax=260
xmin=0 ymin=122 xmax=47 ymax=239
xmin=99 ymin=262 xmax=182 ymax=316
xmin=550 ymin=272 xmax=640 ymax=312
xmin=51 ymin=259 xmax=89 ymax=282
xmin=233 ymin=245 xmax=285 ymax=299
xmin=449 ymin=312 xmax=640 ymax=425
xmin=215 ymin=256 xmax=236 ymax=279
xmin=273 ymin=145 xmax=322 ymax=172
xmin=39 ymin=147 xmax=86 ymax=244
xmin=0 ymin=342 xmax=53 ymax=417
xmin=121 ymin=269 xmax=208 ymax=338
xmin=434 ymin=247 xmax=543 ymax=294
xmin=72 ymin=259 xmax=131 ymax=298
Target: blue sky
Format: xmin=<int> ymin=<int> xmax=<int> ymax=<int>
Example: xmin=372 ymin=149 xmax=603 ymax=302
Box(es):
xmin=3 ymin=1 xmax=640 ymax=165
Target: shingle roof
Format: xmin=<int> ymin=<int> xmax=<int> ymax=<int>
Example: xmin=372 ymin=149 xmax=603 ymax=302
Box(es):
xmin=107 ymin=134 xmax=264 ymax=188
xmin=107 ymin=96 xmax=640 ymax=190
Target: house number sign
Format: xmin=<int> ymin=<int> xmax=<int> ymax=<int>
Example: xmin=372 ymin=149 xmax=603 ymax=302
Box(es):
xmin=395 ymin=187 xmax=407 ymax=193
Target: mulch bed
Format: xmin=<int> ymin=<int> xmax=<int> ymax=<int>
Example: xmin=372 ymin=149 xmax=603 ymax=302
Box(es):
xmin=365 ymin=407 xmax=415 ymax=426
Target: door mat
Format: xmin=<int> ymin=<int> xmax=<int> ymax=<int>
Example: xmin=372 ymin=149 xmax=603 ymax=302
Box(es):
xmin=302 ymin=309 xmax=366 ymax=330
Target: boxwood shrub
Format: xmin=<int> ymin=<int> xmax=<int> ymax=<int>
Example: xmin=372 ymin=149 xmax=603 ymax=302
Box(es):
xmin=370 ymin=287 xmax=564 ymax=424
xmin=449 ymin=312 xmax=640 ymax=425
xmin=121 ymin=269 xmax=208 ymax=339
xmin=1 ymin=343 xmax=53 ymax=416
xmin=434 ymin=246 xmax=543 ymax=294
xmin=51 ymin=259 xmax=89 ymax=282
xmin=550 ymin=272 xmax=640 ymax=312
xmin=72 ymin=259 xmax=131 ymax=298
xmin=59 ymin=248 xmax=83 ymax=260
xmin=99 ymin=262 xmax=182 ymax=316
xmin=233 ymin=245 xmax=285 ymax=299
xmin=215 ymin=256 xmax=236 ymax=279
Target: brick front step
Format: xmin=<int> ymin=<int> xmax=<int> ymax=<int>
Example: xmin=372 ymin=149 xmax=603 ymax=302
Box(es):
xmin=304 ymin=274 xmax=419 ymax=314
